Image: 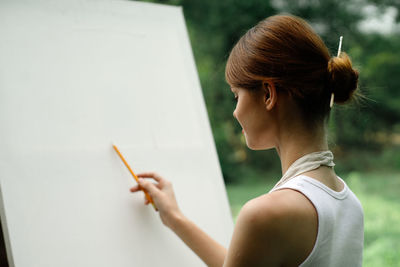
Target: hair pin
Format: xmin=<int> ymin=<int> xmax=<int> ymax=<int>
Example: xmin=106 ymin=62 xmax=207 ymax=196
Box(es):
xmin=330 ymin=35 xmax=343 ymax=109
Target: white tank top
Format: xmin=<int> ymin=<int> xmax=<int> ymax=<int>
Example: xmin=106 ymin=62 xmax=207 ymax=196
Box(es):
xmin=271 ymin=175 xmax=364 ymax=267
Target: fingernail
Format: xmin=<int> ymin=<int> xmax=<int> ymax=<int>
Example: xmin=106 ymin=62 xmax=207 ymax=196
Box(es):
xmin=138 ymin=178 xmax=143 ymax=183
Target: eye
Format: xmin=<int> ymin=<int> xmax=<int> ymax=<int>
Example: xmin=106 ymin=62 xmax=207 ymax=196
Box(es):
xmin=233 ymin=95 xmax=238 ymax=102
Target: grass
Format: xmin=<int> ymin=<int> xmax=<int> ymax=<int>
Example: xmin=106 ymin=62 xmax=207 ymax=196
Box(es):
xmin=226 ymin=171 xmax=400 ymax=267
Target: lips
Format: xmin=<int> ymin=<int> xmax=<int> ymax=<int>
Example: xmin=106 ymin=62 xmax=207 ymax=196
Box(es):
xmin=242 ymin=129 xmax=244 ymax=134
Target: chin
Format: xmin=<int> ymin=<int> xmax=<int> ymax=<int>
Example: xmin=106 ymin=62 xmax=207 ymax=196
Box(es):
xmin=246 ymin=138 xmax=274 ymax=150
xmin=246 ymin=140 xmax=273 ymax=151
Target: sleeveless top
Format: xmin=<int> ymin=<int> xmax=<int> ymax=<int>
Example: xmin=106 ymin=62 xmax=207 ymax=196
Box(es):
xmin=270 ymin=175 xmax=364 ymax=266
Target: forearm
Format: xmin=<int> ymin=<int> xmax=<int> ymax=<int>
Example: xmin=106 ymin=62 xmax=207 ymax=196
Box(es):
xmin=134 ymin=175 xmax=227 ymax=266
xmin=168 ymin=213 xmax=227 ymax=267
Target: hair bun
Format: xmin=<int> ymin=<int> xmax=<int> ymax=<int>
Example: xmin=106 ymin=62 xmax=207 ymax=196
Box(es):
xmin=327 ymin=52 xmax=359 ymax=104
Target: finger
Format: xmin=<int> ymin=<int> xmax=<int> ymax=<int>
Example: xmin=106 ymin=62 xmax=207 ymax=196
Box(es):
xmin=130 ymin=185 xmax=141 ymax=193
xmin=138 ymin=178 xmax=160 ymax=199
xmin=136 ymin=172 xmax=163 ymax=182
xmin=156 ymin=182 xmax=163 ymax=190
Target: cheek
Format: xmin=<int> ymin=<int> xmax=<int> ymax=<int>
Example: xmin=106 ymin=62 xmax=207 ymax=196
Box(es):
xmin=244 ymin=108 xmax=271 ymax=140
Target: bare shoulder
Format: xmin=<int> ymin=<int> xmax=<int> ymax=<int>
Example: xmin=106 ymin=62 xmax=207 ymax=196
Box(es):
xmin=223 ymin=189 xmax=317 ymax=267
xmin=241 ymin=189 xmax=317 ymax=245
xmin=255 ymin=188 xmax=317 ymax=220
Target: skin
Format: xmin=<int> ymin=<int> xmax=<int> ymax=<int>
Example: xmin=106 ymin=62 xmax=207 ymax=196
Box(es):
xmin=130 ymin=81 xmax=344 ymax=266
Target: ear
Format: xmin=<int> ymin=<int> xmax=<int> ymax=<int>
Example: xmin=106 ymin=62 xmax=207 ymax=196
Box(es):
xmin=262 ymin=81 xmax=277 ymax=111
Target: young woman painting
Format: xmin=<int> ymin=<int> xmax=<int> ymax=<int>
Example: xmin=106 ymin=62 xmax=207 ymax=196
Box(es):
xmin=131 ymin=14 xmax=364 ymax=267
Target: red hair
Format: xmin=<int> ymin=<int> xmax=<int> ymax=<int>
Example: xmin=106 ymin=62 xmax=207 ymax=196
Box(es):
xmin=225 ymin=14 xmax=359 ymax=123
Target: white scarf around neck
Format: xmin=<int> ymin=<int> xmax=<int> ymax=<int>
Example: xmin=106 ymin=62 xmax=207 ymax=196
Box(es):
xmin=270 ymin=150 xmax=335 ymax=192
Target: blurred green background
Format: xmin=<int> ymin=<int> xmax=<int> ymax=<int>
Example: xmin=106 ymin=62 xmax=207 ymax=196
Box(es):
xmin=140 ymin=0 xmax=400 ymax=265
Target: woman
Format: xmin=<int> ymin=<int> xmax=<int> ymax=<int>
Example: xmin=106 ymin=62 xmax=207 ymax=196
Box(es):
xmin=130 ymin=14 xmax=364 ymax=267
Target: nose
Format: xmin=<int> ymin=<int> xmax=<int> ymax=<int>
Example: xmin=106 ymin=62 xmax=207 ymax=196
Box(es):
xmin=233 ymin=110 xmax=237 ymax=119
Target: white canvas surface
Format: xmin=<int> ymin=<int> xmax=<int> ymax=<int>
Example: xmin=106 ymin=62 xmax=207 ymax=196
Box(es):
xmin=0 ymin=1 xmax=234 ymax=266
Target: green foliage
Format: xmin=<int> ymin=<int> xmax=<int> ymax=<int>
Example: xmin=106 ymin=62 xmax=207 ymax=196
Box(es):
xmin=347 ymin=172 xmax=400 ymax=267
xmin=332 ymin=147 xmax=400 ymax=174
xmin=348 ymin=35 xmax=400 ymax=137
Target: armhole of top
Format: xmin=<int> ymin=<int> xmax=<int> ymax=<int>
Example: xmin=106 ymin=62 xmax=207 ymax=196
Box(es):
xmin=275 ymin=186 xmax=320 ymax=266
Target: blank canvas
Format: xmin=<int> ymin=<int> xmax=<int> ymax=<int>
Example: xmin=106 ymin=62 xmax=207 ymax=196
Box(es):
xmin=0 ymin=0 xmax=234 ymax=266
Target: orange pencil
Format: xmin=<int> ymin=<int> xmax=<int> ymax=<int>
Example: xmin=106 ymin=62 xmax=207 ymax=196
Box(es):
xmin=112 ymin=144 xmax=157 ymax=211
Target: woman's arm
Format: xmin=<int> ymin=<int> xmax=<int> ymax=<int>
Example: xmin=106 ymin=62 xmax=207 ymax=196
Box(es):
xmin=168 ymin=213 xmax=227 ymax=267
xmin=132 ymin=172 xmax=226 ymax=267
xmin=131 ymin=173 xmax=316 ymax=267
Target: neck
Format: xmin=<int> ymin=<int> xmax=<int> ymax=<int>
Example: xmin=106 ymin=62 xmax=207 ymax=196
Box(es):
xmin=275 ymin=124 xmax=328 ymax=175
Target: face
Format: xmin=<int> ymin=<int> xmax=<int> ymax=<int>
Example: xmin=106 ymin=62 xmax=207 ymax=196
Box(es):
xmin=231 ymin=86 xmax=277 ymax=150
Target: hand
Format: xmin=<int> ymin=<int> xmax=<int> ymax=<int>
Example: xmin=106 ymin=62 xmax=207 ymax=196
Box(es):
xmin=130 ymin=172 xmax=183 ymax=228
